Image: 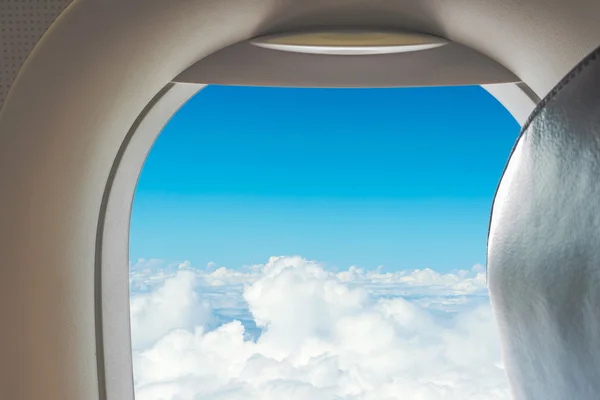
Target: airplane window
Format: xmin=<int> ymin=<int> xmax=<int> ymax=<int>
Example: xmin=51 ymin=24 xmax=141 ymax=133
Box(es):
xmin=129 ymin=85 xmax=519 ymax=400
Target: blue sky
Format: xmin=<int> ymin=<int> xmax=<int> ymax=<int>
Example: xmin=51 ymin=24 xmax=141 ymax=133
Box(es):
xmin=130 ymin=85 xmax=519 ymax=272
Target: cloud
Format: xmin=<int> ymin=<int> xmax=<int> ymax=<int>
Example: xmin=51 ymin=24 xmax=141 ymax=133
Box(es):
xmin=130 ymin=256 xmax=509 ymax=399
xmin=130 ymin=270 xmax=213 ymax=350
xmin=206 ymin=261 xmax=217 ymax=270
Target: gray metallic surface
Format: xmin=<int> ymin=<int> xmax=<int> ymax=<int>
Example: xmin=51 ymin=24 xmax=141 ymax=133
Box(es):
xmin=488 ymin=46 xmax=600 ymax=399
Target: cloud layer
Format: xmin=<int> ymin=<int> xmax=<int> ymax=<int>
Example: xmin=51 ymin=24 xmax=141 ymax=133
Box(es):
xmin=130 ymin=256 xmax=509 ymax=400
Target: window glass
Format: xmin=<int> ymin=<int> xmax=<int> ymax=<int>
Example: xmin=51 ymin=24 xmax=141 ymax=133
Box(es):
xmin=130 ymin=85 xmax=519 ymax=400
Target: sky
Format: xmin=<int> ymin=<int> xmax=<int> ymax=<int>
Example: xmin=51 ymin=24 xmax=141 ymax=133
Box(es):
xmin=130 ymin=85 xmax=520 ymax=272
xmin=129 ymin=85 xmax=520 ymax=399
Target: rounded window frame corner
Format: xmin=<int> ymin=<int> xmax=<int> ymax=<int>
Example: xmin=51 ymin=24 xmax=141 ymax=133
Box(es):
xmin=96 ymin=82 xmax=205 ymax=399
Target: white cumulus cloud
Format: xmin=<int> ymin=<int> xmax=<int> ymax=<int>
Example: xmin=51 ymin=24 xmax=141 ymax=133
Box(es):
xmin=130 ymin=270 xmax=213 ymax=350
xmin=130 ymin=256 xmax=509 ymax=400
